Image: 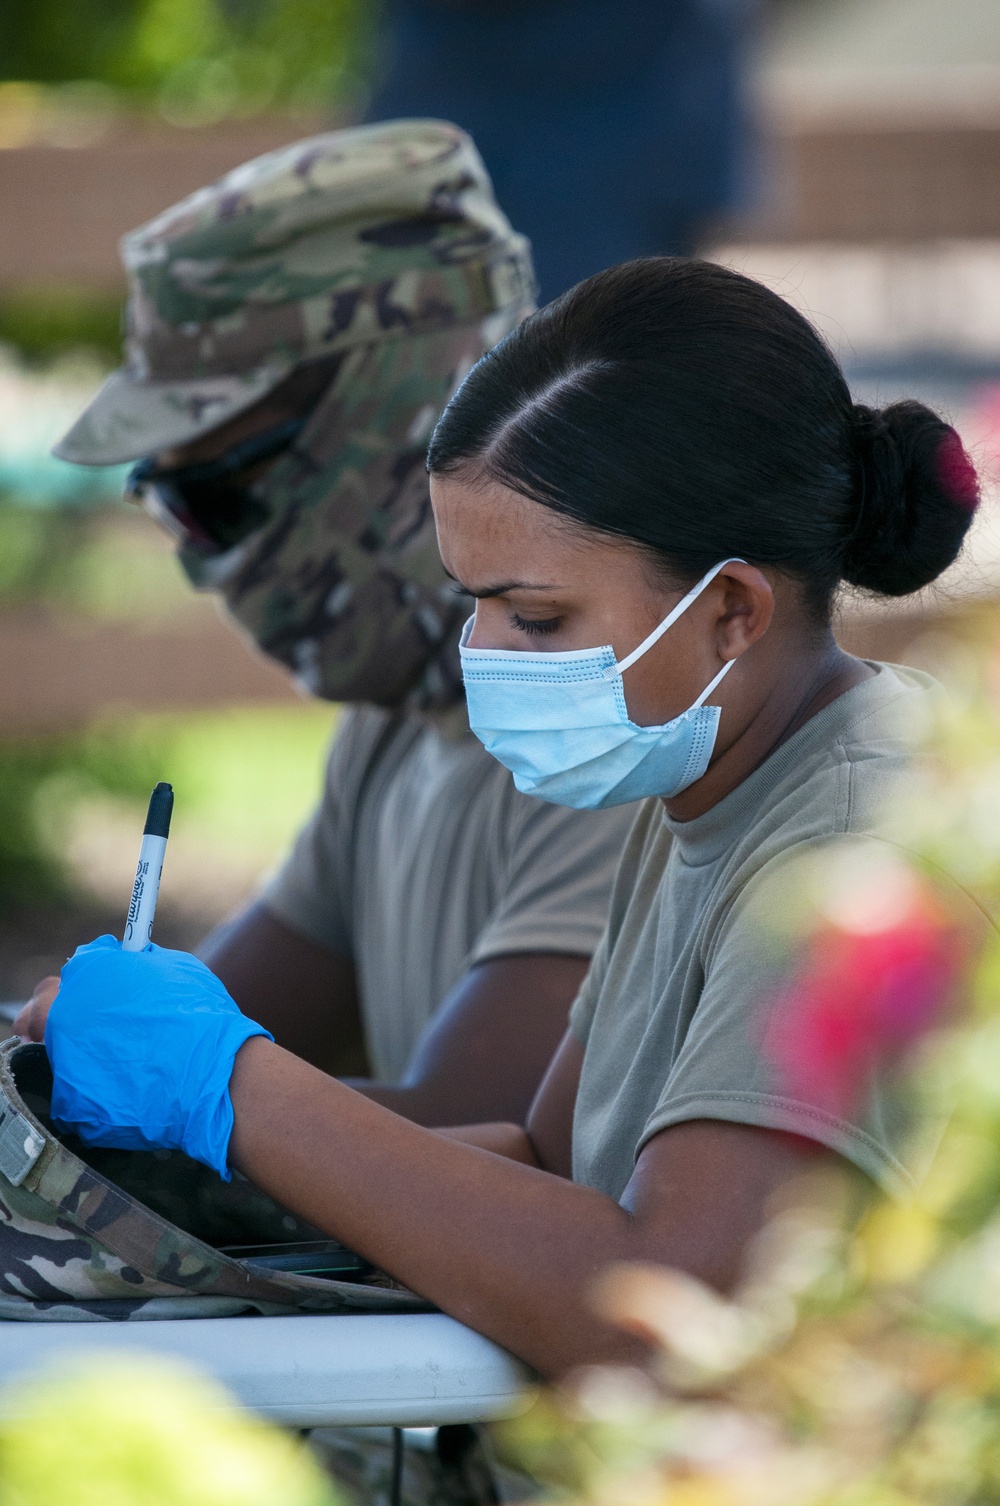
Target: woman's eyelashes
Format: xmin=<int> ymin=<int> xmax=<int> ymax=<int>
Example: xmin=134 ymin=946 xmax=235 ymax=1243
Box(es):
xmin=510 ymin=611 xmax=561 ymax=636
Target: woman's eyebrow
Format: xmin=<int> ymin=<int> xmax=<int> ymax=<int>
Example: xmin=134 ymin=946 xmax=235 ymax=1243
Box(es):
xmin=472 ymin=581 xmax=558 ymax=599
xmin=442 ymin=568 xmax=557 ymax=599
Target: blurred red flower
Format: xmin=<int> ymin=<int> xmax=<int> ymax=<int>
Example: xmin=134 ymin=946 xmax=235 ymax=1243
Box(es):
xmin=763 ymin=900 xmax=966 ymax=1116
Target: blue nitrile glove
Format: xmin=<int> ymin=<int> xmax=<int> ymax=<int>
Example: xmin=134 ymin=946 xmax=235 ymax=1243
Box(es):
xmin=45 ymin=935 xmax=272 ymax=1180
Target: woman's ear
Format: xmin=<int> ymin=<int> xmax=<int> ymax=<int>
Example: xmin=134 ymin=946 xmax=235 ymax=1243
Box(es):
xmin=715 ymin=564 xmax=775 ymax=660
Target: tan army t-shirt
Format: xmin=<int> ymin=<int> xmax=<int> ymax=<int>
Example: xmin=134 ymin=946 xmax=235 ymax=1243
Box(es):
xmin=570 ymin=664 xmax=994 ymax=1201
xmin=263 ymin=704 xmax=635 ymax=1081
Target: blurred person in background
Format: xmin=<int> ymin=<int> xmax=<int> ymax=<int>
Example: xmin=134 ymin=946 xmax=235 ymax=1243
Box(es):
xmin=22 ymin=120 xmax=634 ymax=1128
xmin=367 ymin=0 xmax=759 ymax=302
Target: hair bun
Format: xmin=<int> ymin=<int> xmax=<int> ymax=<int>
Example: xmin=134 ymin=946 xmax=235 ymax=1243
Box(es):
xmin=841 ymin=400 xmax=980 ymax=596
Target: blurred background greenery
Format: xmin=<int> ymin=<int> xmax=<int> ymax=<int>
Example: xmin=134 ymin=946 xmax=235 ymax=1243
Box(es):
xmin=0 ymin=318 xmax=337 ymax=993
xmin=0 ymin=1354 xmax=338 ymax=1506
xmin=0 ymin=0 xmax=371 ymax=133
xmin=0 ymin=1 xmax=372 ymax=991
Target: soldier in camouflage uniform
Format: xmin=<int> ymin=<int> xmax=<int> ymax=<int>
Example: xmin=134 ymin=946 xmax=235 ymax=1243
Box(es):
xmin=55 ymin=119 xmax=534 ymax=708
xmin=20 ymin=119 xmax=614 ymax=1505
xmin=42 ymin=118 xmax=634 ymax=1139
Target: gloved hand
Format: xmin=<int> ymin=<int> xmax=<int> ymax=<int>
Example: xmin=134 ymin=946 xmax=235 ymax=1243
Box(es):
xmin=45 ymin=935 xmax=272 ymax=1180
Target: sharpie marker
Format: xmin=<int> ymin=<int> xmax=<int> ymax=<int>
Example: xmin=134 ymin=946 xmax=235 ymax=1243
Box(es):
xmin=122 ymin=783 xmax=174 ymax=952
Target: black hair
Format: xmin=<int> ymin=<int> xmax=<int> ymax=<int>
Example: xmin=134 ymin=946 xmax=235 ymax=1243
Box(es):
xmin=427 ymin=258 xmax=979 ymax=617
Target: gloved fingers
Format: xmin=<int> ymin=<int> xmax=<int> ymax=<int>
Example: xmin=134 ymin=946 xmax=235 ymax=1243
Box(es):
xmin=71 ymin=933 xmax=121 ymax=958
xmin=49 ymin=1012 xmax=272 ymax=1178
xmin=45 ymin=937 xmax=273 ymax=1179
xmin=18 ymin=936 xmax=120 ymax=1044
xmin=58 ymin=947 xmax=243 ymax=1021
xmin=143 ymin=943 xmax=236 ymax=992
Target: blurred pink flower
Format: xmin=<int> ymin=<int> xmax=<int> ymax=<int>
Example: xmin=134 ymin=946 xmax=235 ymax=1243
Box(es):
xmin=962 ymin=383 xmax=1000 ymax=494
xmin=763 ymin=901 xmax=966 ymax=1115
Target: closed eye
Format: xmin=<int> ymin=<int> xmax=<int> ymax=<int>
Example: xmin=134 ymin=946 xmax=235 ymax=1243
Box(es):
xmin=511 ymin=612 xmax=561 ymax=636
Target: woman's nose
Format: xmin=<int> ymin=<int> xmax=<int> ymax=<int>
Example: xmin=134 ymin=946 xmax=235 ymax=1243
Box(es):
xmin=464 ymin=604 xmax=490 ymax=650
xmin=465 ymin=602 xmax=515 ymax=651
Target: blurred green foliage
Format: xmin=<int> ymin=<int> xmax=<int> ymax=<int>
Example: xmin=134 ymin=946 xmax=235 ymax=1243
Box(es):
xmin=0 ymin=1354 xmax=337 ymax=1506
xmin=0 ymin=0 xmax=373 ymax=123
xmin=0 ymin=288 xmax=122 ymax=365
xmin=0 ymin=504 xmax=98 ymax=609
xmin=0 ymin=731 xmax=161 ymax=909
xmin=0 ymin=0 xmax=142 ymax=90
xmin=0 ymin=505 xmax=199 ymax=619
xmin=135 ymin=704 xmax=336 ymax=853
xmin=0 ymin=703 xmax=334 ymax=913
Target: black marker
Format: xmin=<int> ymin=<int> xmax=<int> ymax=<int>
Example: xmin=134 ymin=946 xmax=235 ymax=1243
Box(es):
xmin=123 ymin=783 xmax=173 ymax=952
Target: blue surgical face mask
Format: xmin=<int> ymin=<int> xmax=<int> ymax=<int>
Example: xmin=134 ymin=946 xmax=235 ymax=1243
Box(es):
xmin=459 ymin=558 xmax=746 ymax=809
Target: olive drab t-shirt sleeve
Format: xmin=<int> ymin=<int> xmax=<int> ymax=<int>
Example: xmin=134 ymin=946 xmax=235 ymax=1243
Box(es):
xmin=631 ymin=844 xmax=994 ymax=1195
xmin=259 ymin=707 xmax=386 ymax=959
xmin=467 ymin=787 xmax=640 ymax=966
xmin=569 ymin=665 xmax=994 ymax=1202
xmin=573 ymin=834 xmax=991 ymax=1201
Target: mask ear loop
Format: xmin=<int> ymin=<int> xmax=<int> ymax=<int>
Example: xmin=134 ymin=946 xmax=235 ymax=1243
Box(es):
xmin=607 ymin=556 xmax=747 ymax=679
xmin=691 ymin=655 xmax=736 ymax=708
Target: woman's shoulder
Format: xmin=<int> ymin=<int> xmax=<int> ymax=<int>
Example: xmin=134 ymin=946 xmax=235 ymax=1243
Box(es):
xmin=752 ymin=661 xmax=940 ymax=817
xmin=703 ymin=663 xmax=941 ymax=904
xmin=793 ymin=660 xmax=941 ymax=821
xmin=610 ymin=663 xmax=943 ymax=922
xmin=832 ymin=660 xmax=942 ymax=750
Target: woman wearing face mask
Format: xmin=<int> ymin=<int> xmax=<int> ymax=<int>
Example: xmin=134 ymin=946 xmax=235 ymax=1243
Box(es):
xmin=41 ymin=259 xmax=986 ymax=1377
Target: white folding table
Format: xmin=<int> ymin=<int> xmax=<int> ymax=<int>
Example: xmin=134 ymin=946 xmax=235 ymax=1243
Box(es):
xmin=0 ymin=1312 xmax=533 ymax=1428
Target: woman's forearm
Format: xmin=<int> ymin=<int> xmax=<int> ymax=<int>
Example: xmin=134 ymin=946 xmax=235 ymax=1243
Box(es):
xmin=228 ymin=1038 xmax=647 ymax=1376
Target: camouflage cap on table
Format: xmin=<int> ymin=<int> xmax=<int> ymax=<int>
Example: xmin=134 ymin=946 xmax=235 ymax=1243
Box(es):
xmin=0 ymin=1038 xmax=431 ymax=1321
xmin=54 ymin=118 xmax=534 ymax=466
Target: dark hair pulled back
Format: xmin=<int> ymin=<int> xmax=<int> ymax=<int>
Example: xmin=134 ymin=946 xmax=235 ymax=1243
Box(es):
xmin=428 ymin=258 xmax=979 ymax=616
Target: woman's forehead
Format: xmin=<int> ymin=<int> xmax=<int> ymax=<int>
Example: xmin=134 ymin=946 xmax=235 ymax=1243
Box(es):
xmin=431 ymin=472 xmax=593 ymax=543
xmin=430 ymin=472 xmax=645 ymax=591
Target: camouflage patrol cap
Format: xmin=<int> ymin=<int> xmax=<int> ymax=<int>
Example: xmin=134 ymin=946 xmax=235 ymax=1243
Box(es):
xmin=54 ymin=118 xmax=534 ymax=466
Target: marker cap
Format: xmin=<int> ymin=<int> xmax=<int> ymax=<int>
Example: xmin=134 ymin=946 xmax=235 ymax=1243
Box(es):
xmin=143 ymin=783 xmax=174 ymax=839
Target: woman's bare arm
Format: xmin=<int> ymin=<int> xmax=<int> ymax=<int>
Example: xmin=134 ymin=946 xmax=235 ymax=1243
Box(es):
xmin=346 ymin=952 xmax=590 ymax=1125
xmin=229 ymin=1031 xmax=828 ymax=1377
